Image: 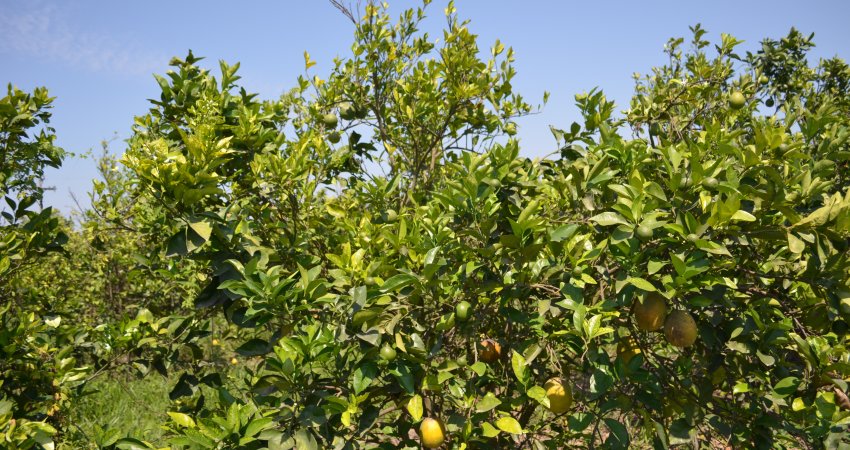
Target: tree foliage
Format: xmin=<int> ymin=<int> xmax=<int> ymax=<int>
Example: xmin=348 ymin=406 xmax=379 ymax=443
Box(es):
xmin=2 ymin=2 xmax=850 ymax=449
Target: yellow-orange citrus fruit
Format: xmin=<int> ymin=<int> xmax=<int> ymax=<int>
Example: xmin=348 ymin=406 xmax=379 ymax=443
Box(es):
xmin=420 ymin=417 xmax=446 ymax=448
xmin=479 ymin=339 xmax=502 ymax=363
xmin=633 ymin=293 xmax=667 ymax=331
xmin=664 ymin=310 xmax=698 ymax=347
xmin=617 ymin=336 xmax=641 ymax=365
xmin=544 ymin=377 xmax=573 ymax=414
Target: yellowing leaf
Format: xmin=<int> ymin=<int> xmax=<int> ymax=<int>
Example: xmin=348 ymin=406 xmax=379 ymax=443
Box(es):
xmin=406 ymin=394 xmax=423 ymax=421
xmin=168 ymin=411 xmax=196 ymax=428
xmin=495 ymin=416 xmax=523 ymax=434
xmin=730 ymin=210 xmax=756 ymax=222
xmin=481 ymin=422 xmax=500 ymax=437
xmin=303 ymin=51 xmax=316 ymax=70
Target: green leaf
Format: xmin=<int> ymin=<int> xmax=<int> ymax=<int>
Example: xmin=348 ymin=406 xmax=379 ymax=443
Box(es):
xmin=165 ymin=230 xmax=188 ymax=257
xmin=236 ymin=339 xmax=271 ymax=356
xmin=495 ymin=416 xmax=523 ymax=434
xmin=773 ymin=377 xmax=800 ymax=397
xmin=626 ymin=277 xmax=656 ymax=292
xmin=189 ymin=221 xmax=212 ymax=242
xmin=470 ymin=361 xmax=487 ymax=376
xmin=668 ymin=419 xmax=695 ymax=445
xmin=381 ymin=273 xmax=417 ymax=292
xmin=244 ymin=417 xmax=274 ymax=438
xmin=549 ymin=224 xmax=578 ymax=242
xmin=181 ymin=429 xmax=215 ymax=448
xmin=787 ymin=233 xmax=805 ymax=254
xmin=589 ymin=212 xmax=630 ymax=226
xmin=294 ymin=428 xmax=318 ymax=450
xmin=406 ymin=394 xmax=423 ymax=421
xmin=603 ymin=418 xmax=630 ymax=449
xmin=476 ymin=392 xmax=502 ymax=412
xmin=115 ymin=438 xmax=154 ymax=450
xmin=527 ymin=386 xmax=549 ymax=408
xmin=695 ymin=240 xmax=731 ymax=256
xmin=511 ymin=350 xmax=530 ymax=386
xmin=353 ymin=362 xmax=378 ymax=394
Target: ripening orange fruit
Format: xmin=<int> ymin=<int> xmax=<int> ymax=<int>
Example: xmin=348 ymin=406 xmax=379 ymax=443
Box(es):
xmin=420 ymin=417 xmax=446 ymax=448
xmin=664 ymin=310 xmax=698 ymax=347
xmin=479 ymin=339 xmax=502 ymax=363
xmin=633 ymin=293 xmax=667 ymax=331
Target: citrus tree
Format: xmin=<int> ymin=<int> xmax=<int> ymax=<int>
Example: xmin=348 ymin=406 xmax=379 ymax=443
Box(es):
xmin=7 ymin=1 xmax=849 ymax=449
xmin=0 ymin=85 xmax=85 ymax=449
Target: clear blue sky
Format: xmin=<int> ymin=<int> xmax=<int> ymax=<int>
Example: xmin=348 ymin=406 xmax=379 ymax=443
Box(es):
xmin=2 ymin=0 xmax=848 ymax=214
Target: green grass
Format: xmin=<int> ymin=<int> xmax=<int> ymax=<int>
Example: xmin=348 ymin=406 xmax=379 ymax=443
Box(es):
xmin=59 ymin=373 xmax=173 ymax=449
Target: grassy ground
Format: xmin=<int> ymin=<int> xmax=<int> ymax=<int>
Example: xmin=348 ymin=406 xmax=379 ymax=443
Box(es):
xmin=59 ymin=373 xmax=173 ymax=449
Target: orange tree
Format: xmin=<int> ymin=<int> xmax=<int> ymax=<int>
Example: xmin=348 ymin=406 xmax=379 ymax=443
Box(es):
xmin=114 ymin=3 xmax=850 ymax=449
xmin=0 ymin=85 xmax=85 ymax=449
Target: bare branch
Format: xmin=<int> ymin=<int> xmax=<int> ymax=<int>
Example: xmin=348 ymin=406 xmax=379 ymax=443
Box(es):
xmin=329 ymin=0 xmax=359 ymax=24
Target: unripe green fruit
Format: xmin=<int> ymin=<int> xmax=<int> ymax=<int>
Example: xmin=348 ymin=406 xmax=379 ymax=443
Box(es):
xmin=339 ymin=102 xmax=356 ymax=120
xmin=636 ymin=225 xmax=654 ymax=241
xmin=702 ymin=177 xmax=719 ymax=190
xmin=322 ymin=113 xmax=338 ymax=128
xmin=380 ymin=344 xmax=397 ymax=362
xmin=504 ymin=122 xmax=517 ymax=135
xmin=758 ymin=75 xmax=769 ymax=85
xmin=765 ymin=98 xmax=775 ymax=107
xmin=328 ymin=131 xmax=341 ymax=144
xmin=649 ymin=123 xmax=662 ymax=136
xmin=571 ymin=266 xmax=584 ymax=278
xmin=729 ymin=91 xmax=746 ymax=110
xmin=385 ymin=209 xmax=398 ymax=222
xmin=455 ymin=301 xmax=472 ymax=322
xmin=355 ymin=105 xmax=368 ymax=119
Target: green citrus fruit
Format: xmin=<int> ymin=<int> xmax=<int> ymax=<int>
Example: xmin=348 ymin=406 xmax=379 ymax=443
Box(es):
xmin=636 ymin=225 xmax=654 ymax=241
xmin=328 ymin=131 xmax=341 ymax=144
xmin=729 ymin=91 xmax=746 ymax=110
xmin=649 ymin=123 xmax=662 ymax=136
xmin=504 ymin=122 xmax=517 ymax=135
xmin=571 ymin=266 xmax=584 ymax=278
xmin=322 ymin=113 xmax=338 ymax=128
xmin=379 ymin=344 xmax=397 ymax=362
xmin=455 ymin=301 xmax=472 ymax=322
xmin=702 ymin=177 xmax=719 ymax=190
xmin=339 ymin=102 xmax=356 ymax=120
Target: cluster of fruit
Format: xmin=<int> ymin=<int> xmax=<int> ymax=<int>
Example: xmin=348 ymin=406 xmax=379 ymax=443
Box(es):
xmin=618 ymin=292 xmax=697 ymax=366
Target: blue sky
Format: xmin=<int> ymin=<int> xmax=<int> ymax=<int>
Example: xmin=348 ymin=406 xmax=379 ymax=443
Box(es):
xmin=2 ymin=0 xmax=848 ymax=214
